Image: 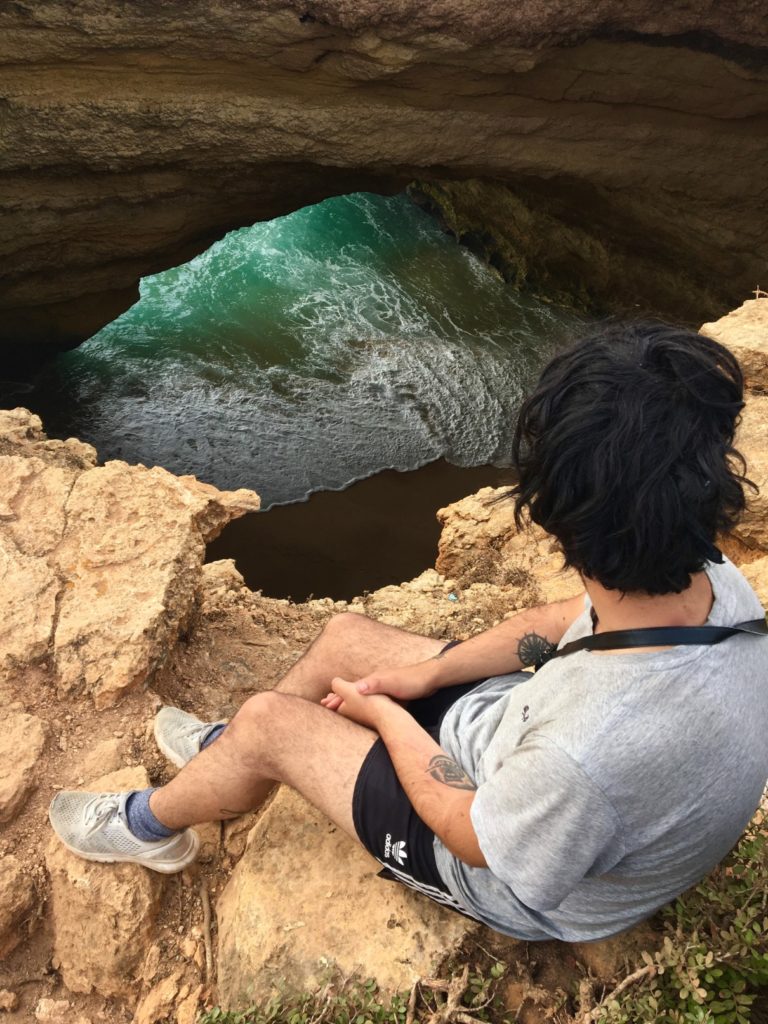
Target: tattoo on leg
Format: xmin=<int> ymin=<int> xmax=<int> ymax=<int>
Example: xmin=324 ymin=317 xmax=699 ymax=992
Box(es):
xmin=426 ymin=755 xmax=476 ymax=791
xmin=517 ymin=631 xmax=556 ymax=669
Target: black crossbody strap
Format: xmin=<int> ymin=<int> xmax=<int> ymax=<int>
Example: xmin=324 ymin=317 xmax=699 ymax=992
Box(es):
xmin=553 ymin=616 xmax=768 ymax=659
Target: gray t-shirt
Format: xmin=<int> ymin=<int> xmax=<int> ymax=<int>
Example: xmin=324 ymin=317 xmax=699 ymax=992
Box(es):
xmin=434 ymin=557 xmax=768 ymax=941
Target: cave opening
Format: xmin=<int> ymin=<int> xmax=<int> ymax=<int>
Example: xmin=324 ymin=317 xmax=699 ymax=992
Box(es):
xmin=6 ymin=189 xmax=585 ymax=600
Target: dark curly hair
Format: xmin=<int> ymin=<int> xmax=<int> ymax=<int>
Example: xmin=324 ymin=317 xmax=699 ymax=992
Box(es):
xmin=510 ymin=322 xmax=754 ymax=594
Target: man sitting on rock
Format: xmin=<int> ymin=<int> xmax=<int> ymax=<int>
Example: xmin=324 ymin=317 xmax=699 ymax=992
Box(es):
xmin=50 ymin=322 xmax=768 ymax=941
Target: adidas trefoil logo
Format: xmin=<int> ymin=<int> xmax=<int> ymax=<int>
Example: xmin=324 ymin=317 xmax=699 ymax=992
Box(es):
xmin=384 ymin=832 xmax=408 ymax=866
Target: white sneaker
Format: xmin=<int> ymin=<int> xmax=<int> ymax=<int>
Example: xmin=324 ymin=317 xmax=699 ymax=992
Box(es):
xmin=153 ymin=706 xmax=226 ymax=768
xmin=49 ymin=791 xmax=199 ymax=874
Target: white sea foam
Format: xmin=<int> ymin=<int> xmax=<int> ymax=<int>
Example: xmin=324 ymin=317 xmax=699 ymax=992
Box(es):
xmin=36 ymin=193 xmax=580 ymax=505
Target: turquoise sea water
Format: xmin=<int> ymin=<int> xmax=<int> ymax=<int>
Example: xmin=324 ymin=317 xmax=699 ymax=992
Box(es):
xmin=30 ymin=193 xmax=581 ymax=506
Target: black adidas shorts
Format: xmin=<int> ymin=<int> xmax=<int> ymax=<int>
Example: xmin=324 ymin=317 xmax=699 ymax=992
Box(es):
xmin=351 ymin=650 xmax=483 ymax=912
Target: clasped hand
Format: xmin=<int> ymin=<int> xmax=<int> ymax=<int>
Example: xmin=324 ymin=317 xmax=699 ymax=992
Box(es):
xmin=320 ymin=660 xmax=438 ymax=729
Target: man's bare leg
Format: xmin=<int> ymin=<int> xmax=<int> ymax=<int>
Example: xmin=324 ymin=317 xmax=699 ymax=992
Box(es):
xmin=274 ymin=612 xmax=444 ymax=703
xmin=151 ymin=691 xmax=377 ymax=838
xmin=150 ymin=615 xmax=444 ymax=834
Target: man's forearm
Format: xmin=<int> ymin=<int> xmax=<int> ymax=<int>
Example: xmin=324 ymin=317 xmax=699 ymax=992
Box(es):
xmin=424 ymin=590 xmax=586 ymax=690
xmin=375 ymin=702 xmax=486 ymax=867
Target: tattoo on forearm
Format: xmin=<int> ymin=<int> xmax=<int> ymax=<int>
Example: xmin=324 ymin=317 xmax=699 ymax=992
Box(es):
xmin=426 ymin=755 xmax=476 ymax=791
xmin=431 ymin=648 xmax=448 ymax=660
xmin=517 ymin=631 xmax=556 ymax=669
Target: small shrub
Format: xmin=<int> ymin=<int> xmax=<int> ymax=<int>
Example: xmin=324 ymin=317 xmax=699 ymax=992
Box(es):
xmin=593 ymin=804 xmax=768 ymax=1024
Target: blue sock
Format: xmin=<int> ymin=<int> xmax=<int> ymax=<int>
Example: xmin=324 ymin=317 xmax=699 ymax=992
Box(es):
xmin=125 ymin=788 xmax=178 ymax=841
xmin=201 ymin=723 xmax=226 ymax=749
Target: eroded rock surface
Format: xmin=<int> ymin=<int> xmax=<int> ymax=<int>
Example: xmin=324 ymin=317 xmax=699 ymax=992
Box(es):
xmin=734 ymin=397 xmax=768 ymax=553
xmin=216 ymin=788 xmax=473 ymax=1007
xmin=3 ymin=3 xmax=768 ymax=344
xmin=696 ymin=300 xmax=768 ymax=554
xmin=0 ymin=312 xmax=765 ymax=1019
xmin=0 ymin=855 xmax=37 ymax=960
xmin=436 ymin=487 xmax=581 ymax=603
xmin=45 ymin=767 xmax=163 ymax=998
xmin=0 ymin=712 xmax=47 ymax=823
xmin=33 ymin=998 xmax=72 ymax=1024
xmin=0 ymin=409 xmax=259 ymax=706
xmin=741 ymin=557 xmax=768 ymax=607
xmin=702 ymin=298 xmax=768 ymax=394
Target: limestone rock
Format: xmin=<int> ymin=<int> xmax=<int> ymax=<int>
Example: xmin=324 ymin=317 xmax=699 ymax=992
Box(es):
xmin=176 ymin=984 xmax=204 ymax=1024
xmin=0 ymin=712 xmax=47 ymax=823
xmin=0 ymin=427 xmax=98 ymax=683
xmin=46 ymin=766 xmax=163 ymax=998
xmin=34 ymin=999 xmax=71 ymax=1024
xmin=734 ymin=397 xmax=768 ymax=553
xmin=3 ymin=4 xmax=768 ymax=345
xmin=200 ymin=559 xmax=249 ymax=612
xmin=84 ymin=765 xmax=150 ymax=794
xmin=357 ymin=569 xmax=525 ymax=638
xmin=436 ymin=488 xmax=581 ymax=603
xmin=176 ymin=475 xmax=260 ymax=542
xmin=0 ymin=855 xmax=37 ymax=960
xmin=0 ymin=516 xmax=60 ymax=682
xmin=51 ymin=460 xmax=207 ymax=706
xmin=0 ymin=454 xmax=77 ymax=556
xmin=0 ymin=409 xmax=96 ymax=469
xmin=51 ymin=462 xmax=257 ymax=707
xmin=216 ymin=788 xmax=473 ymax=1008
xmin=0 ymin=410 xmax=259 ymax=707
xmin=702 ymin=299 xmax=768 ymax=394
xmin=0 ymin=409 xmax=45 ymax=451
xmin=132 ymin=970 xmax=182 ymax=1024
xmin=0 ymin=990 xmax=18 ymax=1011
xmin=222 ymin=812 xmax=260 ymax=863
xmin=700 ymin=304 xmax=768 ymax=553
xmin=140 ymin=944 xmax=163 ymax=985
xmin=76 ymin=737 xmax=126 ymax=784
xmin=740 ymin=556 xmax=768 ymax=609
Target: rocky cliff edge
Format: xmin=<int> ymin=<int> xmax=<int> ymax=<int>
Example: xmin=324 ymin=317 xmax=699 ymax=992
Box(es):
xmin=0 ymin=301 xmax=766 ymax=1023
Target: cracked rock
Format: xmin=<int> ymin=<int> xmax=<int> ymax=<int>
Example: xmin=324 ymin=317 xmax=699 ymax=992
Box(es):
xmin=216 ymin=788 xmax=473 ymax=1008
xmin=46 ymin=767 xmax=163 ymax=998
xmin=0 ymin=410 xmax=259 ymax=707
xmin=0 ymin=713 xmax=47 ymax=823
xmin=702 ymin=298 xmax=768 ymax=395
xmin=0 ymin=855 xmax=37 ymax=960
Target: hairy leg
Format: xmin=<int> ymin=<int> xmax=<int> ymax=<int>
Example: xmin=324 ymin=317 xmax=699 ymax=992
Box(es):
xmin=274 ymin=612 xmax=444 ymax=703
xmin=151 ymin=690 xmax=377 ymax=837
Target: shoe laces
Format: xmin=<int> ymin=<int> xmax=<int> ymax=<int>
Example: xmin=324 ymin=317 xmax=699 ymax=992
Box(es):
xmin=83 ymin=794 xmax=121 ymax=837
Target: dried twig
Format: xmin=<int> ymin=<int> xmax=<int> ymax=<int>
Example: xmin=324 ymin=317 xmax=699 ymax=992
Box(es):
xmin=577 ymin=977 xmax=594 ymax=1024
xmin=472 ymin=941 xmax=504 ymax=964
xmin=199 ymin=880 xmax=214 ymax=985
xmin=405 ymin=983 xmax=419 ymax=1024
xmin=587 ymin=964 xmax=656 ymax=1020
xmin=424 ymin=965 xmax=469 ymax=1024
xmin=406 ymin=961 xmax=508 ymax=1024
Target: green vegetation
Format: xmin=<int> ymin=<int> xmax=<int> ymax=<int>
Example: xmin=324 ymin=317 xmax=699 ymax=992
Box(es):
xmin=198 ymin=961 xmax=510 ymax=1024
xmin=591 ymin=805 xmax=768 ymax=1024
xmin=198 ymin=979 xmax=411 ymax=1024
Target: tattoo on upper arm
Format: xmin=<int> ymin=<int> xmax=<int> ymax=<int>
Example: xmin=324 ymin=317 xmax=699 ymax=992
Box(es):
xmin=426 ymin=755 xmax=476 ymax=791
xmin=517 ymin=631 xmax=557 ymax=669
